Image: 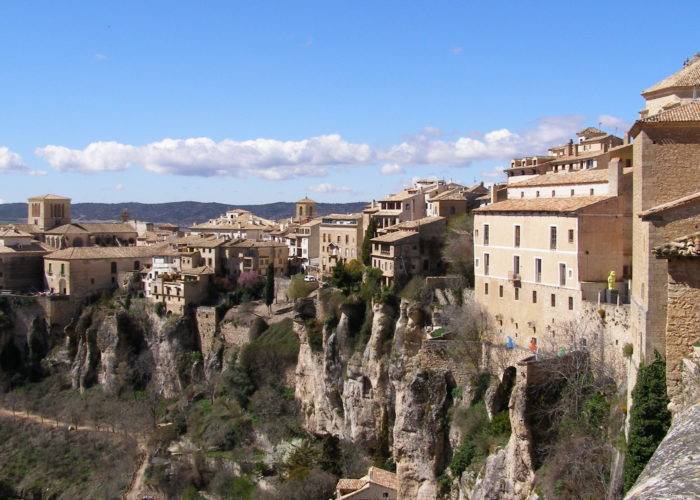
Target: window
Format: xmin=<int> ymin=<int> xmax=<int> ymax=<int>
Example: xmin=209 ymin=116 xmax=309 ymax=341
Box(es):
xmin=559 ymin=263 xmax=566 ymax=286
xmin=499 ymin=285 xmax=503 ymax=297
xmin=484 ymin=282 xmax=489 ymax=295
xmin=532 ymin=290 xmax=537 ymax=303
xmin=535 ymin=258 xmax=542 ymax=282
xmin=570 ymin=189 xmax=575 ymax=196
xmin=110 ymin=262 xmax=117 ymax=274
xmin=520 ymin=191 xmax=524 ymax=198
xmin=550 ymin=226 xmax=557 ymax=250
xmin=551 ymin=190 xmax=555 ymax=197
xmin=450 ymin=206 xmax=456 ymax=215
xmin=551 ymin=294 xmax=556 ymax=307
xmin=48 ymin=263 xmax=52 ymax=273
xmin=514 ymin=288 xmax=520 ymax=300
xmin=513 ymin=255 xmax=520 ymax=276
xmin=536 ymin=191 xmax=540 ymax=198
xmin=514 ymin=225 xmax=521 ymax=247
xmin=568 ymin=229 xmax=574 ymax=243
xmin=590 ymin=188 xmax=595 ymax=195
xmin=484 ymin=253 xmax=490 ymax=275
xmin=568 ymin=296 xmax=574 ymax=310
xmin=483 ymin=224 xmax=490 ymax=245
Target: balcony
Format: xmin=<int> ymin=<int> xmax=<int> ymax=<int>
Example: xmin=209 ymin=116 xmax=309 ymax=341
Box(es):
xmin=507 ymin=271 xmax=521 ymax=285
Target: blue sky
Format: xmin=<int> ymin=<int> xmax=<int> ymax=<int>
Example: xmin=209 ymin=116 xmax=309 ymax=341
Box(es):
xmin=1 ymin=0 xmax=698 ymax=205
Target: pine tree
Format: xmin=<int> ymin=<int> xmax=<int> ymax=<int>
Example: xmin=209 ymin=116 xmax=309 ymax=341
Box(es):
xmin=361 ymin=217 xmax=378 ymax=266
xmin=264 ymin=263 xmax=275 ymax=315
xmin=623 ymin=351 xmax=671 ymax=492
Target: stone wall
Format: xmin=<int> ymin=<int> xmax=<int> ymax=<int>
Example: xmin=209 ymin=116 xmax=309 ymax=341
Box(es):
xmin=664 ymin=258 xmax=700 ymax=407
xmin=417 ymin=339 xmax=471 ymax=387
xmin=194 ymin=306 xmax=218 ymax=354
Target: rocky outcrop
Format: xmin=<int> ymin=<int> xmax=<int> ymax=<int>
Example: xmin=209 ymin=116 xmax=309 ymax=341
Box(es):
xmin=624 ymin=402 xmax=700 ymax=499
xmin=465 ymin=381 xmax=535 ymax=500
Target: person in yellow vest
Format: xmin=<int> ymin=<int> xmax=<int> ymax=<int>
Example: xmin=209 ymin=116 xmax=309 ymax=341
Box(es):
xmin=607 ymin=270 xmax=616 ymax=291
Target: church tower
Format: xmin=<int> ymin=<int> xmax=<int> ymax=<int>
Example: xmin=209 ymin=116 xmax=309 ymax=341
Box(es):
xmin=27 ymin=194 xmax=71 ymax=230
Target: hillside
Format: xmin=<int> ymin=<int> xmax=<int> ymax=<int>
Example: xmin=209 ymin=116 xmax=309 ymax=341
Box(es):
xmin=0 ymin=200 xmax=368 ymax=227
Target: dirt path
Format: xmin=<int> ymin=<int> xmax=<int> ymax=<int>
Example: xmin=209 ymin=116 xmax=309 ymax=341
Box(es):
xmin=0 ymin=407 xmax=150 ymax=500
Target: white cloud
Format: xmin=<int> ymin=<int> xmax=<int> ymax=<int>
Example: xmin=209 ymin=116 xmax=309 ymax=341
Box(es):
xmin=451 ymin=47 xmax=463 ymax=55
xmin=597 ymin=114 xmax=632 ymax=133
xmin=95 ymin=53 xmax=107 ymax=61
xmin=380 ymin=163 xmax=404 ymax=175
xmin=308 ymin=183 xmax=352 ymax=194
xmin=0 ymin=198 xmax=4 ymax=204
xmin=114 ymin=183 xmax=124 ymax=191
xmin=34 ymin=115 xmax=587 ymax=180
xmin=28 ymin=170 xmax=48 ymax=176
xmin=482 ymin=166 xmax=505 ymax=179
xmin=0 ymin=147 xmax=27 ymax=173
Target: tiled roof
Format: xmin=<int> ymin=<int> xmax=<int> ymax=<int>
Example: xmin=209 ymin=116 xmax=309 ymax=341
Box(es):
xmin=474 ymin=196 xmax=612 ymax=214
xmin=0 ymin=242 xmax=52 ymax=254
xmin=642 ymin=59 xmax=700 ymax=94
xmin=367 ymin=466 xmax=398 ymax=489
xmin=371 ymin=230 xmax=418 ymax=243
xmin=296 ymin=196 xmax=316 ymax=203
xmin=429 ymin=189 xmax=468 ymax=202
xmin=638 ymin=191 xmax=700 ymax=219
xmin=0 ymin=226 xmax=33 ymax=238
xmin=27 ymin=194 xmax=70 ymax=200
xmin=633 ymin=101 xmax=700 ymax=133
xmin=182 ymin=265 xmax=215 ymax=275
xmin=576 ymin=127 xmax=606 ymax=137
xmin=393 ymin=216 xmax=444 ymax=229
xmin=321 ymin=213 xmax=362 ymax=220
xmin=580 ymin=134 xmax=614 ymax=144
xmin=654 ymin=232 xmax=700 ymax=258
xmin=509 ymin=169 xmax=608 ymax=188
xmin=380 ymin=190 xmax=418 ymax=202
xmin=45 ymin=224 xmax=89 ymax=234
xmin=46 ymin=245 xmax=168 ymax=260
xmin=8 ymin=224 xmax=41 ymax=234
xmin=336 ymin=479 xmax=365 ymax=491
xmin=78 ymin=223 xmax=136 ymax=233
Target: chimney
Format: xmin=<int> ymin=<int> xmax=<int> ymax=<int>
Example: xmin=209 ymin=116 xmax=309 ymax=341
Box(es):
xmin=608 ymin=157 xmax=623 ymax=196
xmin=567 ymin=139 xmax=574 ymax=156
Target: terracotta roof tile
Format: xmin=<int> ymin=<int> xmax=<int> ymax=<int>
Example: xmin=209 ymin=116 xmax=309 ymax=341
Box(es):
xmin=27 ymin=194 xmax=70 ymax=200
xmin=509 ymin=169 xmax=608 ymax=188
xmin=636 ymin=100 xmax=700 ymax=127
xmin=639 ymin=191 xmax=700 ymax=219
xmin=654 ymin=232 xmax=700 ymax=258
xmin=642 ymin=59 xmax=700 ymax=95
xmin=371 ymin=230 xmax=419 ymax=243
xmin=576 ymin=127 xmax=606 ymax=137
xmin=367 ymin=466 xmax=398 ymax=489
xmin=392 ymin=216 xmax=444 ymax=229
xmin=46 ymin=245 xmax=168 ymax=260
xmin=474 ymin=196 xmax=612 ymax=214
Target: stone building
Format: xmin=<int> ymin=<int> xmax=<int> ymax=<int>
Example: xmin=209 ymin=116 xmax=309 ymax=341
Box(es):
xmin=146 ymin=265 xmax=213 ymax=315
xmin=319 ymin=213 xmax=365 ymax=274
xmin=223 ymin=239 xmax=289 ymax=278
xmin=370 ymin=216 xmax=446 ymax=287
xmin=473 ymin=192 xmax=631 ymax=349
xmin=628 ymin=57 xmax=700 ymax=366
xmin=44 ymin=246 xmax=166 ymax=297
xmin=0 ymin=227 xmax=51 ymax=291
xmin=653 ymin=232 xmax=700 ymax=409
xmin=295 ymin=196 xmax=317 ymax=223
xmin=335 ymin=466 xmax=397 ymax=499
xmin=188 ymin=208 xmax=276 ymax=240
xmin=27 ymin=194 xmax=71 ymax=231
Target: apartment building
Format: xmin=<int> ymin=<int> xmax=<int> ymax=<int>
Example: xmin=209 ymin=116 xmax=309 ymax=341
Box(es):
xmin=370 ymin=216 xmax=446 ymax=287
xmin=223 ymin=239 xmax=288 ymax=278
xmin=146 ymin=265 xmax=213 ymax=315
xmin=505 ymin=128 xmax=623 ymax=184
xmin=319 ymin=214 xmax=364 ymax=274
xmin=188 ymin=208 xmax=276 ymax=240
xmin=44 ymin=246 xmax=166 ymax=297
xmin=426 ymin=183 xmax=489 ymax=218
xmin=473 ymin=183 xmax=631 ymax=345
xmin=372 ymin=179 xmax=448 ymax=230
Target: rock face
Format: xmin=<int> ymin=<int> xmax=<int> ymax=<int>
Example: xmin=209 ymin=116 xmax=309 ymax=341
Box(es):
xmin=624 ymin=403 xmax=700 ymax=499
xmin=68 ymin=305 xmax=199 ymax=397
xmin=294 ymin=297 xmax=459 ymax=498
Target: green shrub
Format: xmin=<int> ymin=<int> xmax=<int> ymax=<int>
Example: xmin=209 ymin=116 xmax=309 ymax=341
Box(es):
xmin=489 ymin=410 xmax=511 ymax=437
xmin=305 ymin=318 xmax=323 ymax=352
xmin=450 ymin=440 xmax=476 ymax=477
xmin=623 ymin=351 xmax=671 ymax=492
xmin=154 ymin=302 xmax=166 ymax=317
xmin=288 ymin=273 xmax=315 ymax=300
xmin=623 ymin=343 xmax=634 ymax=359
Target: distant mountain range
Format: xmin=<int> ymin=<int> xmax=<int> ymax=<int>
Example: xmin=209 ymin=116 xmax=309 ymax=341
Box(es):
xmin=0 ymin=201 xmax=369 ymax=227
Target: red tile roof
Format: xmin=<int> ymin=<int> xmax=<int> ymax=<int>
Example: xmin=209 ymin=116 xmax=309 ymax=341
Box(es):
xmin=474 ymin=196 xmax=612 ymax=214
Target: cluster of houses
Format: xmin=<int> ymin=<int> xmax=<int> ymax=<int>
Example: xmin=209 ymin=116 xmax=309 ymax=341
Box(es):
xmin=473 ymin=55 xmax=700 ymax=410
xmin=0 ymin=176 xmax=488 ymax=315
